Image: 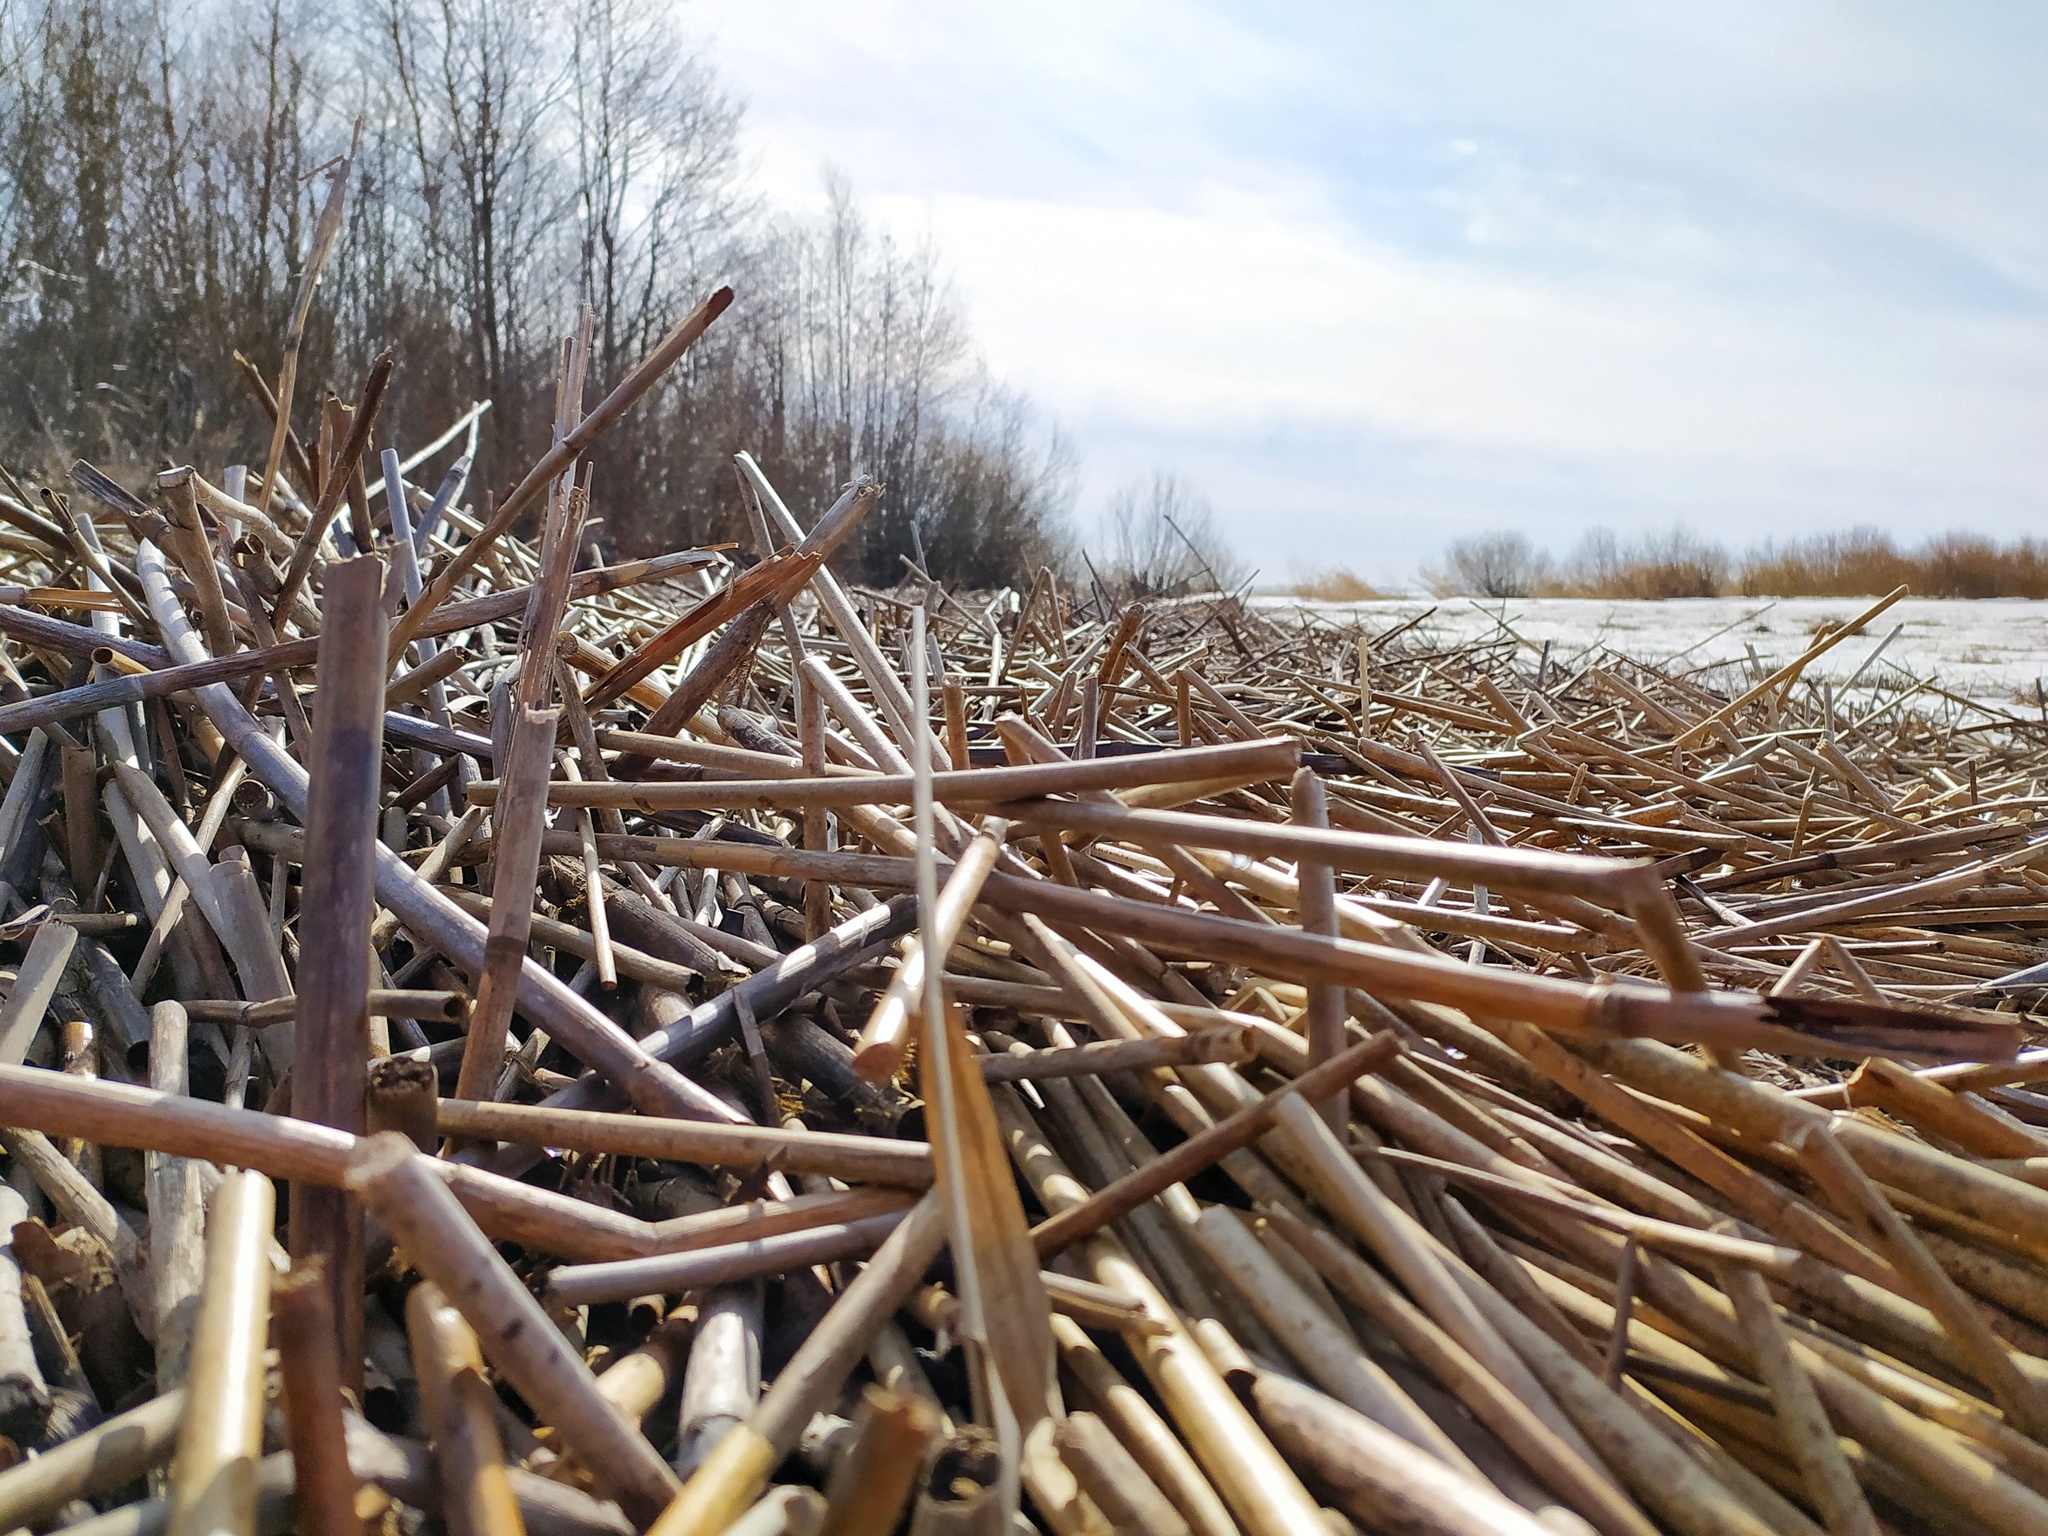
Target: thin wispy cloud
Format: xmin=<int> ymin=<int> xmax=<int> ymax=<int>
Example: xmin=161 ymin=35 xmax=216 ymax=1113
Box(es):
xmin=693 ymin=1 xmax=2048 ymax=582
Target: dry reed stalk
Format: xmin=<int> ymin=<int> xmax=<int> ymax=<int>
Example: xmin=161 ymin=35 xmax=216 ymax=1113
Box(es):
xmin=1031 ymin=1031 xmax=1400 ymax=1256
xmin=593 ymin=1308 xmax=692 ymax=1427
xmin=188 ymin=989 xmax=464 ymax=1029
xmin=1052 ymin=1409 xmax=1188 ymax=1536
xmin=1262 ymin=1201 xmax=1650 ymax=1536
xmin=16 ymin=376 xmax=2048 ymax=1536
xmin=816 ymin=1385 xmax=940 ymax=1536
xmin=271 ymin=352 xmax=394 ymax=625
xmin=273 ymin=1260 xmax=366 ymax=1536
xmin=406 ymin=1279 xmax=527 ymax=1536
xmin=452 ymin=704 xmax=561 ymax=1107
xmin=650 ymin=1194 xmax=948 ymax=1536
xmin=976 ymin=1026 xmax=1254 ymax=1083
xmin=346 ymin=1133 xmax=680 ymax=1524
xmin=1051 ymin=1315 xmax=1236 ymax=1536
xmin=1244 ymin=1366 xmax=1556 ymax=1536
xmin=1004 ymin=1117 xmax=1331 ymax=1536
xmin=434 ymin=1096 xmax=932 ymax=1186
xmin=1190 ymin=1205 xmax=1471 ymax=1467
xmin=852 ymin=819 xmax=1005 ymax=1082
xmin=0 ymin=1389 xmax=185 ymax=1530
xmin=289 ymin=555 xmax=386 ymax=1394
xmin=544 ymin=1199 xmax=912 ymax=1305
xmin=1287 ymin=767 xmax=1348 ymax=1129
xmin=145 ymin=1000 xmax=204 ymax=1390
xmin=1437 ymin=1204 xmax=1782 ymax=1536
xmin=676 ymin=1283 xmax=762 ymax=1477
xmin=254 ymin=152 xmax=349 ymax=521
xmin=476 ymin=735 xmax=1302 ymax=813
xmin=585 ymin=549 xmax=823 ymax=712
xmin=165 ymin=1169 xmax=275 ymax=1536
xmin=1786 ymin=1118 xmax=2048 ymax=1439
xmin=1714 ymin=1251 xmax=1879 ymax=1536
xmin=0 ymin=1186 xmax=45 ymax=1429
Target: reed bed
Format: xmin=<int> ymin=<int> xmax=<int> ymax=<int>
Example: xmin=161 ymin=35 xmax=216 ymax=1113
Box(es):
xmin=0 ymin=299 xmax=2044 ymax=1536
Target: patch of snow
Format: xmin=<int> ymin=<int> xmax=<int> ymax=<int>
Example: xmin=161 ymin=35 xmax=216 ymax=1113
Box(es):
xmin=1253 ymin=596 xmax=2048 ymax=721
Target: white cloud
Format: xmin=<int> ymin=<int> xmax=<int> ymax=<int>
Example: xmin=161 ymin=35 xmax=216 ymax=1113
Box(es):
xmin=689 ymin=0 xmax=2048 ymax=575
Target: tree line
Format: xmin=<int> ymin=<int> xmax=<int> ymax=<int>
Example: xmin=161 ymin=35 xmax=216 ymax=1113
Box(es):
xmin=0 ymin=0 xmax=1085 ymax=589
xmin=1423 ymin=527 xmax=2048 ymax=601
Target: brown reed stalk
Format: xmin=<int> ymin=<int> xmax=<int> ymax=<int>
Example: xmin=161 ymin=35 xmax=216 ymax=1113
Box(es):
xmin=288 ymin=554 xmax=386 ymax=1394
xmin=273 ymin=1258 xmax=366 ymax=1536
xmin=452 ymin=704 xmax=560 ymax=1107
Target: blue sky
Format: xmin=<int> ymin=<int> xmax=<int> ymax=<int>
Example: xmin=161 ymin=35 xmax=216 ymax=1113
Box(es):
xmin=691 ymin=2 xmax=2048 ymax=584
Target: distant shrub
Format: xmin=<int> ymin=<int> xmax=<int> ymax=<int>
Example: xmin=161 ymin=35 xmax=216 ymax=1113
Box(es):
xmin=1918 ymin=533 xmax=2048 ymax=599
xmin=1740 ymin=528 xmax=1913 ymax=597
xmin=1427 ymin=526 xmax=2048 ymax=600
xmin=1288 ymin=565 xmax=1388 ymax=601
xmin=1423 ymin=531 xmax=1551 ymax=598
xmin=1563 ymin=526 xmax=1728 ymax=598
xmin=1098 ymin=472 xmax=1248 ymax=597
xmin=1739 ymin=529 xmax=2048 ymax=599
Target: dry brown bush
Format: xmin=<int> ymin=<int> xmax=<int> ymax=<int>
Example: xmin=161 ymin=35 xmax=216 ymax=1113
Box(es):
xmin=1287 ymin=566 xmax=1389 ymax=601
xmin=1739 ymin=528 xmax=1915 ymax=597
xmin=1562 ymin=527 xmax=1728 ymax=598
xmin=1430 ymin=525 xmax=2048 ymax=600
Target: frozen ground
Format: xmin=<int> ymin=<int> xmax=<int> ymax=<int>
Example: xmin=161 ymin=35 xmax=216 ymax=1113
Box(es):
xmin=1252 ymin=596 xmax=2048 ymax=722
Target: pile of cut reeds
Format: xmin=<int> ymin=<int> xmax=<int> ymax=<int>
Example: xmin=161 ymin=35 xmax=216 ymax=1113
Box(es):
xmin=0 ymin=289 xmax=2045 ymax=1536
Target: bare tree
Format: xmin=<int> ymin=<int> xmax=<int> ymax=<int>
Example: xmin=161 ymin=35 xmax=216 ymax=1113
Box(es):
xmin=1424 ymin=530 xmax=1551 ymax=598
xmin=567 ymin=0 xmax=743 ymax=380
xmin=1099 ymin=471 xmax=1245 ymax=598
xmin=0 ymin=0 xmax=1076 ymax=588
xmin=377 ymin=0 xmax=561 ymax=486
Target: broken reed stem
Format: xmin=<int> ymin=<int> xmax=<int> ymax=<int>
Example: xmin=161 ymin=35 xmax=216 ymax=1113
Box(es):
xmin=364 ymin=1056 xmax=440 ymax=1151
xmin=976 ymin=1026 xmax=1255 ymax=1083
xmin=146 ymin=999 xmax=203 ymax=1391
xmin=1288 ymin=766 xmax=1347 ymax=1130
xmin=405 ymin=1279 xmax=527 ymax=1536
xmin=165 ymin=1169 xmax=275 ymax=1536
xmin=649 ymin=1193 xmax=948 ymax=1536
xmin=852 ymin=818 xmax=1006 ymax=1083
xmin=595 ymin=1308 xmax=692 ymax=1427
xmin=816 ymin=1386 xmax=940 ymax=1536
xmin=273 ymin=1258 xmax=366 ymax=1536
xmin=255 ymin=153 xmax=350 ymax=520
xmin=453 ymin=705 xmax=560 ymax=1107
xmin=345 ymin=1132 xmax=680 ymax=1525
xmin=288 ymin=554 xmax=386 ymax=1396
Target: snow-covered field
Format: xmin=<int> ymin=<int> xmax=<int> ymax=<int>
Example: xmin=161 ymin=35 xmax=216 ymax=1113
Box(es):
xmin=1252 ymin=596 xmax=2048 ymax=720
